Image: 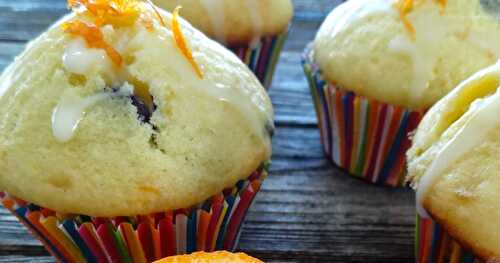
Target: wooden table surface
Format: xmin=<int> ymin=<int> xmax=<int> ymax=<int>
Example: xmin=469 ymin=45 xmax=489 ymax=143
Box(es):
xmin=0 ymin=0 xmax=416 ymax=262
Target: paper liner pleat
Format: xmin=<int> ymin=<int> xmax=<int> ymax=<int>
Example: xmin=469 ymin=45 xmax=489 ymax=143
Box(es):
xmin=230 ymin=30 xmax=288 ymax=90
xmin=416 ymin=216 xmax=482 ymax=263
xmin=302 ymin=44 xmax=425 ymax=187
xmin=1 ymin=167 xmax=266 ymax=263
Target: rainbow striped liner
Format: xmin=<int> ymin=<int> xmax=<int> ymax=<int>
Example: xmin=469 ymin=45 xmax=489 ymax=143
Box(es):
xmin=302 ymin=44 xmax=424 ymax=187
xmin=416 ymin=216 xmax=482 ymax=263
xmin=230 ymin=29 xmax=288 ymax=90
xmin=0 ymin=166 xmax=267 ymax=263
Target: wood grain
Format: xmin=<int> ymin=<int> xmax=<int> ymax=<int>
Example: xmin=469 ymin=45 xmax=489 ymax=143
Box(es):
xmin=0 ymin=0 xmax=416 ymax=262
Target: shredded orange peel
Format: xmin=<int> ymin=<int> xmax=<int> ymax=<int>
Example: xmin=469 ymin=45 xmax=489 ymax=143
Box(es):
xmin=435 ymin=0 xmax=447 ymax=14
xmin=172 ymin=6 xmax=204 ymax=79
xmin=63 ymin=0 xmax=146 ymax=67
xmin=146 ymin=0 xmax=166 ymax=27
xmin=63 ymin=0 xmax=203 ymax=77
xmin=68 ymin=0 xmax=140 ymax=27
xmin=396 ymin=0 xmax=416 ymax=40
xmin=395 ymin=0 xmax=448 ymax=39
xmin=62 ymin=20 xmax=123 ymax=66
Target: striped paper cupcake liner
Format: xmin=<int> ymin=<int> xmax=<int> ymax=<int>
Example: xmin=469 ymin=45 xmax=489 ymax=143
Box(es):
xmin=229 ymin=29 xmax=288 ymax=90
xmin=0 ymin=165 xmax=268 ymax=263
xmin=416 ymin=216 xmax=482 ymax=263
xmin=302 ymin=44 xmax=424 ymax=187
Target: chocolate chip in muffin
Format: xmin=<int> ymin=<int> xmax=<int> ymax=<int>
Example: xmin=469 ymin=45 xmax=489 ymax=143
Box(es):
xmin=130 ymin=94 xmax=153 ymax=123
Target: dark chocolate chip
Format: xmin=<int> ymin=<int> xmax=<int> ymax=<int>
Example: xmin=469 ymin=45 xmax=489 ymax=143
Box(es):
xmin=108 ymin=87 xmax=156 ymax=124
xmin=130 ymin=95 xmax=152 ymax=123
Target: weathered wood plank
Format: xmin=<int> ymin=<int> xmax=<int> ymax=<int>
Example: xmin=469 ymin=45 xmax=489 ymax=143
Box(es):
xmin=0 ymin=0 xmax=66 ymax=42
xmin=271 ymin=50 xmax=318 ymax=126
xmin=0 ymin=257 xmax=53 ymax=263
xmin=293 ymin=0 xmax=344 ymax=21
xmin=0 ymin=42 xmax=25 ymax=70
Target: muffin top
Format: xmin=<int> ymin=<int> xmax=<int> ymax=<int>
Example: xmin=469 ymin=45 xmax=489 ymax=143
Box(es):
xmin=0 ymin=0 xmax=273 ymax=217
xmin=314 ymin=0 xmax=500 ymax=110
xmin=407 ymin=61 xmax=500 ymax=260
xmin=154 ymin=251 xmax=263 ymax=263
xmin=153 ymin=0 xmax=293 ymax=46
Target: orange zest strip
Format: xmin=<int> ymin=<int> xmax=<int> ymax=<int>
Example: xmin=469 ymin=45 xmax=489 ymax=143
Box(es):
xmin=63 ymin=20 xmax=123 ymax=66
xmin=67 ymin=0 xmax=140 ymax=27
xmin=434 ymin=0 xmax=447 ymax=14
xmin=172 ymin=6 xmax=204 ymax=79
xmin=395 ymin=0 xmax=416 ymax=40
xmin=146 ymin=0 xmax=166 ymax=27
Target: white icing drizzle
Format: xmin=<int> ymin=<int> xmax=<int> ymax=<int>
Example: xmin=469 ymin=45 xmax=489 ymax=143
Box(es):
xmin=63 ymin=38 xmax=109 ymax=75
xmin=179 ymin=61 xmax=271 ymax=141
xmin=63 ymin=36 xmax=127 ymax=86
xmin=51 ymin=83 xmax=133 ymax=143
xmin=151 ymin=20 xmax=273 ymax=140
xmin=416 ymin=63 xmax=500 ymax=218
xmin=199 ymin=0 xmax=227 ymax=44
xmin=243 ymin=0 xmax=264 ymax=48
xmin=388 ymin=36 xmax=433 ymax=100
xmin=388 ymin=6 xmax=455 ymax=100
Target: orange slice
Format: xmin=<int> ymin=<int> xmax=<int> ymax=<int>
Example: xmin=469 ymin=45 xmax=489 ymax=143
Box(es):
xmin=153 ymin=251 xmax=264 ymax=263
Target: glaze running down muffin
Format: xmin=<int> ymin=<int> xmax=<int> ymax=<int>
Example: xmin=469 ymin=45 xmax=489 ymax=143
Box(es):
xmin=303 ymin=0 xmax=500 ymax=186
xmin=0 ymin=0 xmax=273 ymax=217
xmin=407 ymin=61 xmax=500 ymax=260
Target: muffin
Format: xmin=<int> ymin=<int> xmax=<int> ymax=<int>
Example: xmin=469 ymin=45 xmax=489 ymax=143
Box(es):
xmin=0 ymin=0 xmax=273 ymax=261
xmin=407 ymin=61 xmax=500 ymax=261
xmin=302 ymin=0 xmax=500 ymax=186
xmin=154 ymin=251 xmax=263 ymax=263
xmin=153 ymin=0 xmax=294 ymax=89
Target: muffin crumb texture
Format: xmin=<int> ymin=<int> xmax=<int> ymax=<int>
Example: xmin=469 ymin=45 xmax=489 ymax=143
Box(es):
xmin=0 ymin=0 xmax=273 ymax=217
xmin=407 ymin=61 xmax=500 ymax=260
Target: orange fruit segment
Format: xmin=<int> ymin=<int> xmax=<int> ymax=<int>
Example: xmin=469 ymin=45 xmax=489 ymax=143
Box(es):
xmin=154 ymin=251 xmax=264 ymax=263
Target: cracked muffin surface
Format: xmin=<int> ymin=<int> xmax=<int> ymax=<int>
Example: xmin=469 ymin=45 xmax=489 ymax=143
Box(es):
xmin=0 ymin=1 xmax=273 ymax=217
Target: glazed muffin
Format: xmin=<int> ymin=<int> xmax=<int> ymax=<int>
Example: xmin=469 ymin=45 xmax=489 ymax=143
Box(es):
xmin=153 ymin=0 xmax=294 ymax=89
xmin=0 ymin=0 xmax=273 ymax=261
xmin=154 ymin=251 xmax=263 ymax=263
xmin=407 ymin=61 xmax=500 ymax=261
xmin=302 ymin=0 xmax=500 ymax=186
